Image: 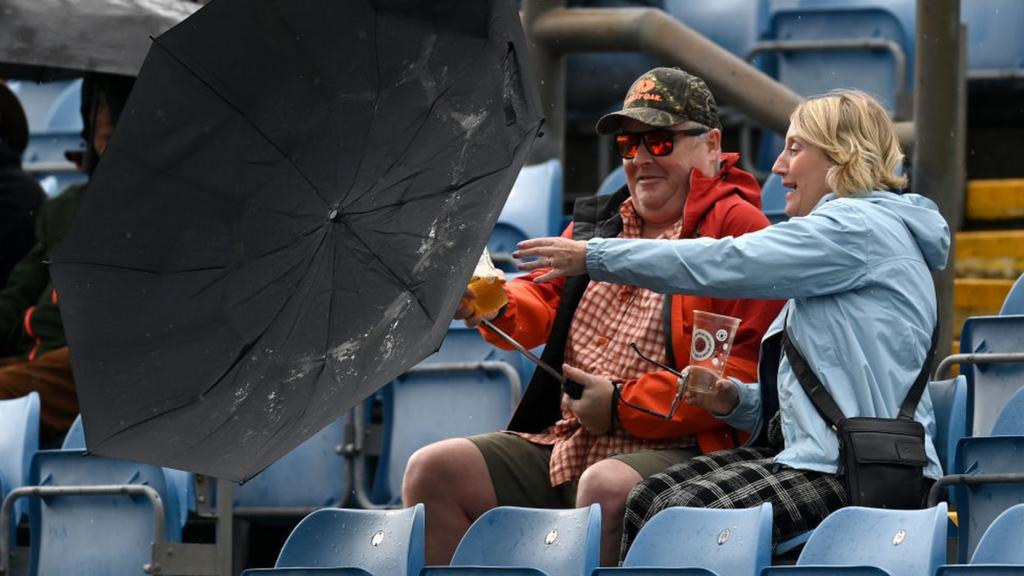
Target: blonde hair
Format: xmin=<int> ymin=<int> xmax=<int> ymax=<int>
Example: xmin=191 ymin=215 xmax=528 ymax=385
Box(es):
xmin=789 ymin=90 xmax=907 ymax=197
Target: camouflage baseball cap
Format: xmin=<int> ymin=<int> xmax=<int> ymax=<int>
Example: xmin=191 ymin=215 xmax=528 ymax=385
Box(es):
xmin=595 ymin=67 xmax=721 ymax=135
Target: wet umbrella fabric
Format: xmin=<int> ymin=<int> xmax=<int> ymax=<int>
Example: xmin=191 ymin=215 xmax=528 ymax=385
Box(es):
xmin=50 ymin=0 xmax=543 ymax=482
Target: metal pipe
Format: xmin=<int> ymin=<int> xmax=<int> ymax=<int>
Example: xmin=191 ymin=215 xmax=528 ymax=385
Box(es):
xmin=0 ymin=484 xmax=165 ymax=575
xmin=933 ymin=352 xmax=1024 ymax=381
xmin=928 ymin=472 xmax=1024 ymax=507
xmin=521 ymin=0 xmax=566 ymax=164
xmin=529 ymin=7 xmax=803 ymax=136
xmin=913 ymin=0 xmax=964 ymax=360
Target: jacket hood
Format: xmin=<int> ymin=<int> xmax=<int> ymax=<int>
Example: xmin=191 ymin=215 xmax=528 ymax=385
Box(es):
xmin=820 ymin=191 xmax=951 ymax=271
xmin=682 ymin=152 xmax=760 ymax=238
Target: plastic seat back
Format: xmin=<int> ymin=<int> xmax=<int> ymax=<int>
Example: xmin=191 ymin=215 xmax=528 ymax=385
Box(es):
xmin=931 ymin=376 xmax=970 ymax=474
xmin=990 ymin=386 xmax=1024 ymax=436
xmin=489 ymin=159 xmax=562 ymax=272
xmin=446 ymin=505 xmax=600 ymax=575
xmin=10 ymin=79 xmax=88 ymax=196
xmin=969 ymin=502 xmax=1024 ymax=564
xmin=29 ymin=449 xmax=182 ymax=576
xmin=791 ymin=504 xmax=948 ymax=576
xmin=0 ymin=392 xmax=40 ymax=529
xmin=234 ymin=416 xmax=349 ymax=510
xmin=999 ymin=274 xmax=1024 ymax=315
xmin=596 ymin=166 xmax=625 ymax=196
xmin=371 ymin=325 xmax=521 ymax=504
xmin=254 ymin=505 xmax=424 ymax=575
xmin=954 ymin=435 xmax=1024 ymax=561
xmin=961 ymin=0 xmax=1024 ymax=78
xmin=616 ymin=503 xmax=772 ymax=574
xmin=959 ymin=315 xmax=1024 ymax=436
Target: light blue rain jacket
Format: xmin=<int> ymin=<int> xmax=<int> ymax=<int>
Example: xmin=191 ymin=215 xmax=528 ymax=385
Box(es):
xmin=586 ymin=191 xmax=950 ymax=478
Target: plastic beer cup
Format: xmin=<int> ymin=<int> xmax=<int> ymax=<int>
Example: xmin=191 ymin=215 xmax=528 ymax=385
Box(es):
xmin=686 ymin=310 xmax=741 ymax=395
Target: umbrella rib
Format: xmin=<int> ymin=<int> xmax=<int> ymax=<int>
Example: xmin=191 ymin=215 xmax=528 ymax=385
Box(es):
xmin=336 ymin=217 xmax=434 ymax=325
xmin=149 ymin=35 xmax=329 ymax=208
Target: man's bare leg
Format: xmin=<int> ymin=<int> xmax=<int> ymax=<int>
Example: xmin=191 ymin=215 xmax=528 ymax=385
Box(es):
xmin=576 ymin=458 xmax=643 ymax=566
xmin=402 ymin=438 xmax=497 ymax=565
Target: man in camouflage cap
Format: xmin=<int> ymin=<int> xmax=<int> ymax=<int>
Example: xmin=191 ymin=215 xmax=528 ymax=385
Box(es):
xmin=403 ymin=67 xmax=782 ymax=566
xmin=596 ymin=66 xmax=722 ymax=134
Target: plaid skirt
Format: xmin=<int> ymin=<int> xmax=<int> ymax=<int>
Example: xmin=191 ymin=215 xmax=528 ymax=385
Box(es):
xmin=620 ymin=446 xmax=847 ymax=561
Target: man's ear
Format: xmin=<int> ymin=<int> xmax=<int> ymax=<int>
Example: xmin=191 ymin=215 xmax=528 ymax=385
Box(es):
xmin=705 ymin=128 xmax=722 ymax=154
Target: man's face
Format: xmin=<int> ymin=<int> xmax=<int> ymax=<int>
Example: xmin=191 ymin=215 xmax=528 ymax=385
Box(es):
xmin=620 ymin=118 xmax=719 ymax=227
xmin=92 ymin=99 xmax=115 ymax=158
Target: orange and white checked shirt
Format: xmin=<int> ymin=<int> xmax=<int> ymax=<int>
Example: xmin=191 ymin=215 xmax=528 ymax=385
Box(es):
xmin=512 ymin=198 xmax=696 ymax=486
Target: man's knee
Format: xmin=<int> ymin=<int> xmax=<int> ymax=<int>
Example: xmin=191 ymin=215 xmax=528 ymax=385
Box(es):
xmin=402 ymin=438 xmax=490 ymax=502
xmin=577 ymin=459 xmax=643 ymax=509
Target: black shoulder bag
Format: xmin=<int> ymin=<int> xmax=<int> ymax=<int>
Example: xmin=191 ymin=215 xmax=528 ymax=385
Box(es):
xmin=782 ymin=317 xmax=938 ymax=509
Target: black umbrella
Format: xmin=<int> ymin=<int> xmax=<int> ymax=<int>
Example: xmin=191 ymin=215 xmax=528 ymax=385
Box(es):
xmin=50 ymin=0 xmax=543 ymax=482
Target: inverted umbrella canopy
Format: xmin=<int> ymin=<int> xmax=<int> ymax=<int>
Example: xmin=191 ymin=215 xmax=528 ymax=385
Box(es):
xmin=51 ymin=0 xmax=543 ymax=481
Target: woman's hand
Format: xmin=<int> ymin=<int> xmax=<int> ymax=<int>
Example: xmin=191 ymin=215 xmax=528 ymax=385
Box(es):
xmin=561 ymin=364 xmax=614 ymax=435
xmin=682 ymin=366 xmax=740 ymax=416
xmin=514 ymin=237 xmax=587 ymax=282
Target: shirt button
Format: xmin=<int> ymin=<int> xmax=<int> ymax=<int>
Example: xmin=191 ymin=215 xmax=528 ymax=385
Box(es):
xmin=596 ymin=336 xmax=609 ymax=346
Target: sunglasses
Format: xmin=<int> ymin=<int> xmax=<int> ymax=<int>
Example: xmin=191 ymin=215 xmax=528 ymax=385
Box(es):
xmin=614 ymin=127 xmax=710 ymax=159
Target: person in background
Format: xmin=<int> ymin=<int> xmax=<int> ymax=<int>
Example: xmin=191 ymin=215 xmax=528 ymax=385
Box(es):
xmin=0 ymin=74 xmax=134 ymax=444
xmin=516 ymin=89 xmax=948 ymax=559
xmin=402 ymin=67 xmax=784 ymax=565
xmin=0 ymin=80 xmax=46 ymax=287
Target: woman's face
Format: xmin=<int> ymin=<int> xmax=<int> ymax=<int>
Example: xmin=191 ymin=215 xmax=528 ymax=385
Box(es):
xmin=772 ymin=125 xmax=834 ymax=217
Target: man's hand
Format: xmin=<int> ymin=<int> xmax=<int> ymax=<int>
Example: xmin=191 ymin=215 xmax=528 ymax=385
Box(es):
xmin=682 ymin=366 xmax=740 ymax=416
xmin=561 ymin=364 xmax=614 ymax=435
xmin=514 ymin=237 xmax=587 ymax=283
xmin=453 ymin=287 xmax=501 ymax=328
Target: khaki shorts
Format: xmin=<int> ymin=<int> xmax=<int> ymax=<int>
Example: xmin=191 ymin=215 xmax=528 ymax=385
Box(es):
xmin=468 ymin=431 xmax=700 ymax=508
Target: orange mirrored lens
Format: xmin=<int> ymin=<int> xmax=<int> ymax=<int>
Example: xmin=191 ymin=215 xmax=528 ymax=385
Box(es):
xmin=643 ymin=131 xmax=674 ymax=156
xmin=615 ymin=134 xmax=640 ymax=159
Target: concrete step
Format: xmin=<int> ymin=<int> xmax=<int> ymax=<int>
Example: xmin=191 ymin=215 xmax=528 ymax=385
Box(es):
xmin=966 ymin=178 xmax=1024 ymax=221
xmin=953 ymin=278 xmax=1015 ymax=340
xmin=955 ymin=230 xmax=1024 ymax=279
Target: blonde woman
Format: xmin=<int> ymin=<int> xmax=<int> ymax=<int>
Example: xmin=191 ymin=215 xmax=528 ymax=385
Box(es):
xmin=515 ymin=90 xmax=950 ymax=555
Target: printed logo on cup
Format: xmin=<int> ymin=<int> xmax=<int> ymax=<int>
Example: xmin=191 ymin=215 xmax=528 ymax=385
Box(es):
xmin=691 ymin=328 xmax=715 ymax=361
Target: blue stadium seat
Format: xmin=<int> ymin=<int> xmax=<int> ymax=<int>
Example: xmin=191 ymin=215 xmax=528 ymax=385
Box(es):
xmin=960 ymin=0 xmax=1024 ymax=79
xmin=8 ymin=79 xmax=87 ymax=196
xmin=950 ymin=435 xmax=1024 ymax=562
xmin=62 ymin=414 xmax=193 ymax=530
xmin=959 ymin=315 xmax=1024 ymax=436
xmin=18 ymin=448 xmax=185 ymax=575
xmin=761 ymin=173 xmax=789 ymax=224
xmin=234 ymin=416 xmax=350 ymax=513
xmin=756 ymin=0 xmax=915 ymax=117
xmin=0 ymin=392 xmax=39 ymax=534
xmin=597 ymin=165 xmax=625 ymax=196
xmin=420 ymin=504 xmax=601 ymax=576
xmin=762 ymin=503 xmax=948 ymax=576
xmin=593 ymin=503 xmax=772 ymax=575
xmin=932 ymin=376 xmax=970 ymax=475
xmin=991 ymin=386 xmax=1024 ymax=436
xmin=937 ymin=503 xmax=1024 ymax=575
xmin=241 ymin=504 xmax=424 ymax=576
xmin=664 ymin=0 xmax=767 ymax=61
xmin=488 ymin=159 xmax=562 ymax=272
xmin=999 ymin=274 xmax=1024 ymax=315
xmin=360 ymin=324 xmax=522 ymax=506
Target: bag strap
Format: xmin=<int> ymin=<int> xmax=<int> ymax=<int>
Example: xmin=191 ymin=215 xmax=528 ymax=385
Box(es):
xmin=782 ymin=308 xmax=939 ymax=428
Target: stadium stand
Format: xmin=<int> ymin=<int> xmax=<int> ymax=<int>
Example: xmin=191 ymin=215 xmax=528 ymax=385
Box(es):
xmin=937 ymin=503 xmax=1024 ymax=575
xmin=420 ymin=504 xmax=600 ymax=576
xmin=593 ymin=503 xmax=772 ymax=575
xmin=762 ymin=503 xmax=948 ymax=576
xmin=240 ymin=504 xmax=424 ymax=576
xmin=356 ymin=324 xmax=522 ymax=507
xmin=0 ymin=393 xmax=39 ymax=540
xmin=961 ymin=0 xmax=1024 ymax=80
xmin=999 ymin=274 xmax=1024 ymax=315
xmin=488 ymin=159 xmax=563 ymax=272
